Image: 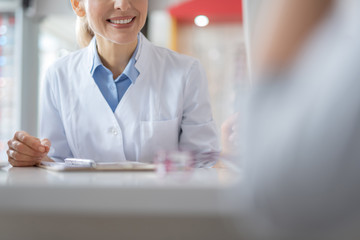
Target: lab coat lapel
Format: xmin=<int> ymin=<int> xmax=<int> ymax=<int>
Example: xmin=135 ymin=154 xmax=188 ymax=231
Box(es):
xmin=113 ymin=33 xmax=151 ymax=122
xmin=73 ymin=75 xmax=127 ymax=161
xmin=69 ymin=44 xmax=127 ymax=161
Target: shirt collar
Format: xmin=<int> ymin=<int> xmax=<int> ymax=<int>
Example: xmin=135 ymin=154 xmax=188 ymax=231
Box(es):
xmin=121 ymin=42 xmax=140 ymax=83
xmin=89 ymin=35 xmax=141 ymax=83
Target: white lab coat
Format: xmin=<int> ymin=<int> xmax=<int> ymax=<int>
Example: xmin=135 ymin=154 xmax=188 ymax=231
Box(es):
xmin=40 ymin=33 xmax=220 ymax=166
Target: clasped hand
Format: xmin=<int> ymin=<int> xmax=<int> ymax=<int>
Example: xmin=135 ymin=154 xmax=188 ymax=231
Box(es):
xmin=7 ymin=131 xmax=52 ymax=167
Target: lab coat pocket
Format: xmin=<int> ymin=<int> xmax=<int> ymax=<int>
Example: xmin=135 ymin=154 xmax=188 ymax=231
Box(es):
xmin=140 ymin=118 xmax=179 ymax=162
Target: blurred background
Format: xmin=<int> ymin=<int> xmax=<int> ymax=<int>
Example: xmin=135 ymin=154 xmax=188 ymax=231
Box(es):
xmin=0 ymin=0 xmax=246 ymax=162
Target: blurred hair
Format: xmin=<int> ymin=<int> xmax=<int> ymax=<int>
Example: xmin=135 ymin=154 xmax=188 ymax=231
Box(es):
xmin=75 ymin=15 xmax=94 ymax=48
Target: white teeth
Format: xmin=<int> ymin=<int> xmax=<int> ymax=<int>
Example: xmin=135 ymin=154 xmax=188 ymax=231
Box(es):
xmin=109 ymin=18 xmax=133 ymax=24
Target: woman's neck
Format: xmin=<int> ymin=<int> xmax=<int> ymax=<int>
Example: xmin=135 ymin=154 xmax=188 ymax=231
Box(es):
xmin=96 ymin=36 xmax=138 ymax=79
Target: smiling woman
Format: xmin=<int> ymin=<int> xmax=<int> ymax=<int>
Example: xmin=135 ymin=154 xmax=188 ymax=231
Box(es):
xmin=6 ymin=0 xmax=220 ymax=168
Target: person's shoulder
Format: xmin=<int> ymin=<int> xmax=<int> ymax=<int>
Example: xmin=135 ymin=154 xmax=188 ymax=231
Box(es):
xmin=143 ymin=37 xmax=200 ymax=67
xmin=47 ymin=47 xmax=88 ymax=73
xmin=154 ymin=44 xmax=199 ymax=65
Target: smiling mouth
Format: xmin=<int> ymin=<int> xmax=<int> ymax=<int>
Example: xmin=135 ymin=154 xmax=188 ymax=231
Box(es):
xmin=107 ymin=17 xmax=135 ymax=25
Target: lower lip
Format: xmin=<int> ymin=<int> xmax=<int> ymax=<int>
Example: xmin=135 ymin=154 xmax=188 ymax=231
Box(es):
xmin=108 ymin=18 xmax=135 ymax=29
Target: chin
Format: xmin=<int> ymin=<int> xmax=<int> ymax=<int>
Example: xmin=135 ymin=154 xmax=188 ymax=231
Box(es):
xmin=111 ymin=35 xmax=138 ymax=45
xmin=95 ymin=31 xmax=139 ymax=46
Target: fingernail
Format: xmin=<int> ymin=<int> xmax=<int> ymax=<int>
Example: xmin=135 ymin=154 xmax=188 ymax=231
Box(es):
xmin=38 ymin=146 xmax=45 ymax=152
xmin=41 ymin=140 xmax=50 ymax=147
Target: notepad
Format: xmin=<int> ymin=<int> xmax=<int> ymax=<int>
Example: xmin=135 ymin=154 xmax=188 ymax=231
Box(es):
xmin=0 ymin=162 xmax=9 ymax=169
xmin=38 ymin=158 xmax=156 ymax=172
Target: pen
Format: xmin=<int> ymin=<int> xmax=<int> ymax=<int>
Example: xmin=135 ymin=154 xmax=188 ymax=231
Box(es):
xmin=64 ymin=158 xmax=97 ymax=167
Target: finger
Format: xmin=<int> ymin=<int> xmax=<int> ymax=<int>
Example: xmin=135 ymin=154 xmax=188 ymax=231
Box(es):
xmin=231 ymin=122 xmax=241 ymax=132
xmin=227 ymin=112 xmax=240 ymax=125
xmin=8 ymin=140 xmax=46 ymax=158
xmin=221 ymin=120 xmax=233 ymax=135
xmin=40 ymin=139 xmax=51 ymax=152
xmin=229 ymin=132 xmax=240 ymax=142
xmin=14 ymin=131 xmax=46 ymax=153
xmin=7 ymin=149 xmax=43 ymax=162
xmin=222 ymin=112 xmax=240 ymax=133
xmin=8 ymin=157 xmax=38 ymax=167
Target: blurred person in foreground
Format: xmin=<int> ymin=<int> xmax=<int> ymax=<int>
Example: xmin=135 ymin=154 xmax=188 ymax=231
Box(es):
xmin=228 ymin=0 xmax=360 ymax=239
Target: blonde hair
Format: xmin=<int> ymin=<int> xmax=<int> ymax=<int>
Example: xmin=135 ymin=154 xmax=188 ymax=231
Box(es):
xmin=75 ymin=15 xmax=94 ymax=48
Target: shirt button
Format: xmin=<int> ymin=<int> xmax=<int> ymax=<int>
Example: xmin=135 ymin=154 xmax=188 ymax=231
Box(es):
xmin=112 ymin=128 xmax=119 ymax=136
xmin=110 ymin=85 xmax=115 ymax=90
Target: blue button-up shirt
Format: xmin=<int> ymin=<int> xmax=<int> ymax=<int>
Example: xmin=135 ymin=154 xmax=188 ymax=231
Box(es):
xmin=90 ymin=38 xmax=140 ymax=112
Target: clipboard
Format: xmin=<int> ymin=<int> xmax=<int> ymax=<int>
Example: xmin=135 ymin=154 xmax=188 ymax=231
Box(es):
xmin=37 ymin=158 xmax=156 ymax=172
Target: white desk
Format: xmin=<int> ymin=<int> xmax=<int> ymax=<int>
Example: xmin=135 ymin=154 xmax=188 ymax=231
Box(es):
xmin=0 ymin=166 xmax=242 ymax=240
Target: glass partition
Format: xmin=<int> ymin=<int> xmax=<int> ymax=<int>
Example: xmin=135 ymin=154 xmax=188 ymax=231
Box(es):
xmin=0 ymin=12 xmax=19 ymax=163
